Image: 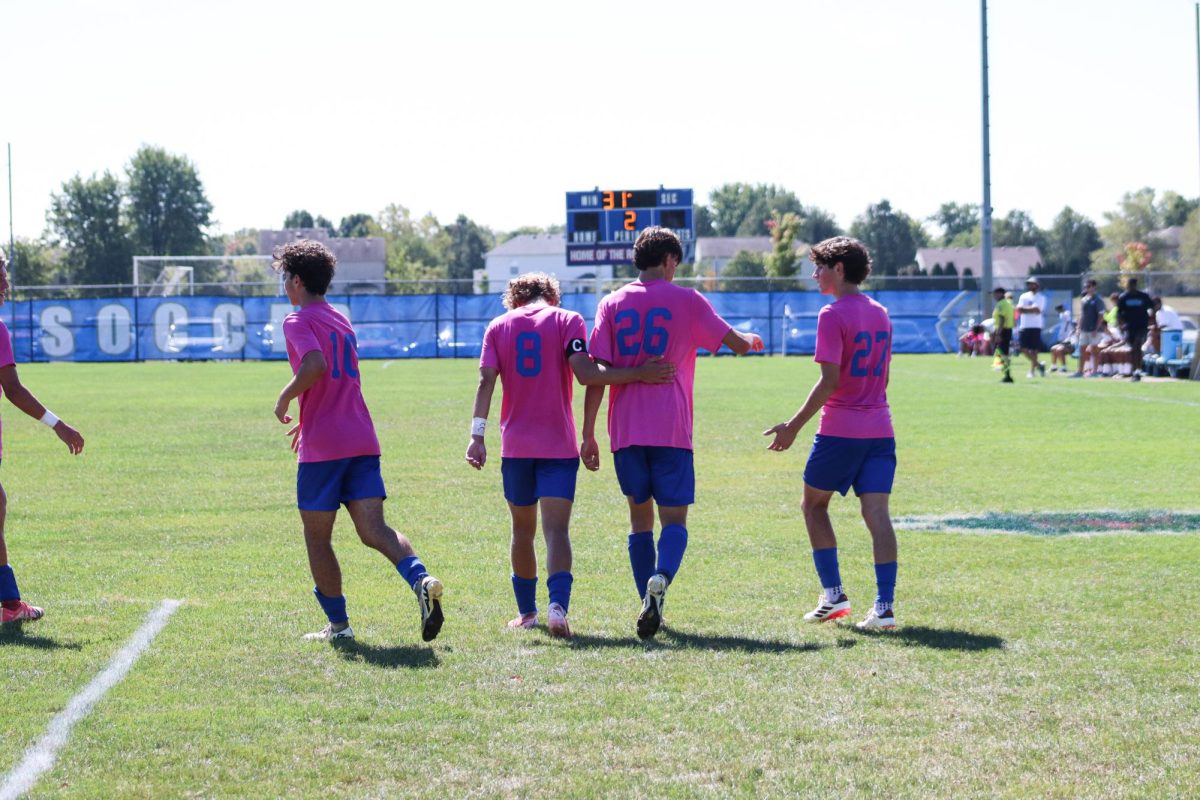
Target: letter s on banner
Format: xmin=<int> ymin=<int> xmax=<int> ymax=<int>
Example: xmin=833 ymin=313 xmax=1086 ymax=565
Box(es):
xmin=96 ymin=304 xmax=133 ymax=356
xmin=39 ymin=306 xmax=75 ymax=358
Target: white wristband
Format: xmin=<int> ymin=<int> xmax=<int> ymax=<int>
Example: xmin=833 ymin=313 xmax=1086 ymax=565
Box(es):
xmin=471 ymin=417 xmax=487 ymax=437
xmin=40 ymin=410 xmax=60 ymax=428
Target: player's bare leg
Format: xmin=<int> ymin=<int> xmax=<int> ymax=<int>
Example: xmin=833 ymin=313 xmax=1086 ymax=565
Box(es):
xmin=506 ymin=502 xmax=539 ymax=629
xmin=540 ymin=497 xmax=574 ymax=638
xmin=858 ymin=493 xmax=898 ymax=630
xmin=801 ymin=485 xmax=850 ymax=622
xmin=300 ymin=509 xmax=351 ymax=639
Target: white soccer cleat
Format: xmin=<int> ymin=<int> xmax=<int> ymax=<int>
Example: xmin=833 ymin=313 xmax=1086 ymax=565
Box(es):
xmin=417 ymin=575 xmax=444 ymax=642
xmin=304 ymin=622 xmax=354 ymax=641
xmin=637 ymin=573 xmax=667 ymax=640
xmin=803 ymin=593 xmax=851 ymax=623
xmin=856 ymin=606 xmax=897 ymax=630
xmin=506 ymin=611 xmax=538 ymax=630
xmin=547 ymin=603 xmax=572 ymax=639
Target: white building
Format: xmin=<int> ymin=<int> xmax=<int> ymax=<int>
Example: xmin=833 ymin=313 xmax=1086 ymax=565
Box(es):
xmin=915 ymin=247 xmax=1043 ymax=285
xmin=478 ymin=233 xmax=612 ymax=293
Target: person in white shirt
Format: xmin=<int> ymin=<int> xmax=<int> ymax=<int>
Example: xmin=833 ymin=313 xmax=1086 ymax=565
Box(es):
xmin=1016 ymin=277 xmax=1048 ymax=378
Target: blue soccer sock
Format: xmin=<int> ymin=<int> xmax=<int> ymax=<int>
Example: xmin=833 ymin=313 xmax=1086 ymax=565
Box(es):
xmin=812 ymin=548 xmax=843 ymax=595
xmin=655 ymin=524 xmax=689 ymax=583
xmin=874 ymin=561 xmax=898 ymax=609
xmin=546 ymin=571 xmax=573 ymax=614
xmin=313 ymin=587 xmax=348 ymax=625
xmin=512 ymin=574 xmax=538 ymax=616
xmin=0 ymin=564 xmax=20 ymax=607
xmin=397 ymin=555 xmax=428 ymax=591
xmin=628 ymin=531 xmax=656 ymax=599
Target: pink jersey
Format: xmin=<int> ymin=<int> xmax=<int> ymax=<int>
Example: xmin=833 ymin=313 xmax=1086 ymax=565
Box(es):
xmin=480 ymin=304 xmax=586 ymax=459
xmin=590 ymin=279 xmax=731 ymax=451
xmin=283 ymin=302 xmax=381 ymax=463
xmin=813 ymin=293 xmax=894 ymax=438
xmin=0 ymin=321 xmax=14 ymax=459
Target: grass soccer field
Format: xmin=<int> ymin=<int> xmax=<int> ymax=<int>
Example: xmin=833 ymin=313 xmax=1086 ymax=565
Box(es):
xmin=1 ymin=355 xmax=1198 ymax=798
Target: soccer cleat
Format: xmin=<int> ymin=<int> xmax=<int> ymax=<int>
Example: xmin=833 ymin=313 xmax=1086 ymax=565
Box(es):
xmin=547 ymin=603 xmax=572 ymax=639
xmin=304 ymin=622 xmax=354 ymax=640
xmin=1 ymin=600 xmax=44 ymax=624
xmin=1026 ymin=370 xmax=1034 ymax=379
xmin=1001 ymin=375 xmax=1014 ymax=383
xmin=637 ymin=573 xmax=667 ymax=640
xmin=856 ymin=606 xmax=897 ymax=630
xmin=416 ymin=575 xmax=444 ymax=642
xmin=803 ymin=593 xmax=851 ymax=623
xmin=506 ymin=611 xmax=538 ymax=630
xmin=1037 ymin=362 xmax=1046 ymax=377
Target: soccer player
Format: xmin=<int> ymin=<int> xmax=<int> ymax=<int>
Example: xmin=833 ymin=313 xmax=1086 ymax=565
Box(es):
xmin=273 ymin=240 xmax=443 ymax=643
xmin=582 ymin=227 xmax=764 ymax=640
xmin=992 ymin=286 xmax=1014 ymax=383
xmin=0 ymin=249 xmax=86 ymax=625
xmin=763 ymin=236 xmax=898 ymax=630
xmin=466 ymin=272 xmax=675 ymax=639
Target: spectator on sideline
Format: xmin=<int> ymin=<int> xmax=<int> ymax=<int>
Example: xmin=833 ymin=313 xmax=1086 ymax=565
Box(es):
xmin=1016 ymin=277 xmax=1048 ymax=378
xmin=1072 ymin=279 xmax=1106 ymax=378
xmin=1117 ymin=278 xmax=1154 ymax=382
xmin=992 ymin=286 xmax=1014 ymax=383
xmin=1151 ymin=296 xmax=1183 ymax=356
xmin=1049 ymin=303 xmax=1075 ymax=372
xmin=0 ymin=249 xmax=86 ymax=626
xmin=465 ymin=272 xmax=674 ymax=639
xmin=959 ymin=322 xmax=988 ymax=357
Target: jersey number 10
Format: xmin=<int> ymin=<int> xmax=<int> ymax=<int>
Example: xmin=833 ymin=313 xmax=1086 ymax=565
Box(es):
xmin=329 ymin=332 xmax=360 ymax=379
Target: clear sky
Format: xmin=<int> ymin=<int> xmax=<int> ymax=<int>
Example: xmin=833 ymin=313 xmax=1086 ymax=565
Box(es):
xmin=3 ymin=0 xmax=1199 ymax=243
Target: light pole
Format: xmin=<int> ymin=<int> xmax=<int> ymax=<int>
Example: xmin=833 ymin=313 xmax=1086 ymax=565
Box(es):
xmin=981 ymin=0 xmax=994 ymax=317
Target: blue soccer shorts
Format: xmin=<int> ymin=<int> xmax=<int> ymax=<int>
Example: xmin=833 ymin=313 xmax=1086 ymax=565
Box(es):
xmin=803 ymin=435 xmax=896 ymax=497
xmin=297 ymin=455 xmax=387 ymax=511
xmin=501 ymin=457 xmax=580 ymax=506
xmin=612 ymin=445 xmax=695 ymax=507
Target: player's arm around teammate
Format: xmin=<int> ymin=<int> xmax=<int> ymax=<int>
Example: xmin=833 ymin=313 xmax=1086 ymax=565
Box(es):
xmin=763 ymin=236 xmax=898 ymax=630
xmin=0 ymin=251 xmax=84 ymax=625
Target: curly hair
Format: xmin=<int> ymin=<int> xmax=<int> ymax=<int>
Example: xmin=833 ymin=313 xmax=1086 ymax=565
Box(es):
xmin=272 ymin=239 xmax=336 ymax=295
xmin=503 ymin=272 xmax=561 ymax=310
xmin=633 ymin=226 xmax=683 ymax=271
xmin=809 ymin=236 xmax=872 ymax=285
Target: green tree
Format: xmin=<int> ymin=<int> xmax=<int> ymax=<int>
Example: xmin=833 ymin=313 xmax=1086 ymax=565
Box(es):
xmin=1089 ymin=188 xmax=1165 ymax=273
xmin=1158 ymin=191 xmax=1198 ymax=227
xmin=47 ymin=171 xmax=134 ymax=285
xmin=992 ymin=209 xmax=1047 ymax=250
xmin=443 ymin=214 xmax=494 ymax=285
xmin=1176 ymin=207 xmax=1200 ymax=289
xmin=338 ymin=213 xmax=377 ymax=238
xmin=765 ymin=212 xmax=802 ymax=282
xmin=8 ymin=237 xmax=63 ymax=287
xmin=377 ymin=203 xmax=447 ymax=288
xmin=694 ymin=205 xmax=716 ymax=237
xmin=1042 ymin=207 xmax=1100 ymax=274
xmin=707 ymin=183 xmax=804 ymax=237
xmin=849 ymin=199 xmax=925 ymax=276
xmin=126 ymin=145 xmax=212 ymax=258
xmin=718 ymin=250 xmax=766 ymax=292
xmin=929 ymin=202 xmax=979 ymax=245
xmin=796 ymin=206 xmax=842 ymax=244
xmin=284 ymin=209 xmax=314 ymax=228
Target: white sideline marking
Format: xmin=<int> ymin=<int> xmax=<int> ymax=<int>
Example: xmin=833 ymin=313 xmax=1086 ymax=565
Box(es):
xmin=0 ymin=599 xmax=182 ymax=800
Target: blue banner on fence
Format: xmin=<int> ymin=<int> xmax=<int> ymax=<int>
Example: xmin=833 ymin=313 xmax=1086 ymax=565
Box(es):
xmin=0 ymin=290 xmax=1068 ymax=362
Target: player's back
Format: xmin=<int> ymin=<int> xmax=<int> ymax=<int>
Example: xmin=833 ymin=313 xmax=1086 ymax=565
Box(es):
xmin=481 ymin=304 xmax=584 ymax=459
xmin=590 ymin=279 xmax=730 ymax=450
xmin=815 ymin=293 xmax=893 ymax=439
xmin=283 ymin=302 xmax=380 ymax=462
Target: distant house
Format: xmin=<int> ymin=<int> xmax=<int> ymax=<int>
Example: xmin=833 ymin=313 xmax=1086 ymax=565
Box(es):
xmin=693 ymin=237 xmax=811 ymax=275
xmin=915 ymin=247 xmax=1043 ymax=286
xmin=479 ymin=233 xmax=612 ymax=293
xmin=1149 ymin=226 xmax=1182 ymax=264
xmin=259 ymin=228 xmax=386 ymax=293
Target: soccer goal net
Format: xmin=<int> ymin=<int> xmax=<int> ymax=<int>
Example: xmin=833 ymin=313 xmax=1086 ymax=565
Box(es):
xmin=133 ymin=255 xmax=277 ymax=297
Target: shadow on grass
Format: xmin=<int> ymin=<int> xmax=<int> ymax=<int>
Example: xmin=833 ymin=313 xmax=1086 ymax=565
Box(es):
xmin=331 ymin=639 xmax=440 ymax=669
xmin=0 ymin=627 xmax=83 ymax=651
xmin=854 ymin=625 xmax=1005 ymax=651
xmin=568 ymin=627 xmax=825 ymax=654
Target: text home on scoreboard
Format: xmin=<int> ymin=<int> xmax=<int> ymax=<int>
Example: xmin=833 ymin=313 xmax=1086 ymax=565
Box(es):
xmin=565 ymin=188 xmax=694 ymax=266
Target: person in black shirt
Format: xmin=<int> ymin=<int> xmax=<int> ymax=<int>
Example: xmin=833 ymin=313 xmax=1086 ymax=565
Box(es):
xmin=1072 ymin=279 xmax=1107 ymax=377
xmin=1117 ymin=277 xmax=1154 ymax=381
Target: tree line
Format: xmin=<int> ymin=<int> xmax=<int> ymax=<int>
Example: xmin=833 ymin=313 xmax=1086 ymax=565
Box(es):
xmin=7 ymin=147 xmax=1200 ymax=290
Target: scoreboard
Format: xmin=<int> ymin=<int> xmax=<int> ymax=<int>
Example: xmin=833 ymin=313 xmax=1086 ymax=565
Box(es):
xmin=565 ymin=188 xmax=694 ymax=267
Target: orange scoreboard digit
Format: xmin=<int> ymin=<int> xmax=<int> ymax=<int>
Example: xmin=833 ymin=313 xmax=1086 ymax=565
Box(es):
xmin=566 ymin=187 xmax=694 ymax=267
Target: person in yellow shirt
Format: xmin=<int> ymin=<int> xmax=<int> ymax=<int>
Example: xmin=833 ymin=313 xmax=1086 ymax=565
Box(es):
xmin=992 ymin=286 xmax=1015 ymax=383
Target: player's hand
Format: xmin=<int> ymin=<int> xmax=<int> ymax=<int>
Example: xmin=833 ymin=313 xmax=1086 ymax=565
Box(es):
xmin=580 ymin=437 xmax=601 ymax=472
xmin=287 ymin=424 xmax=301 ymax=453
xmin=274 ymin=396 xmax=292 ymax=425
xmin=638 ymin=356 xmax=675 ymax=384
xmin=466 ymin=437 xmax=487 ymax=470
xmin=54 ymin=421 xmax=84 ymax=455
xmin=762 ymin=421 xmax=800 ymax=452
xmin=746 ymin=333 xmax=765 ymax=353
